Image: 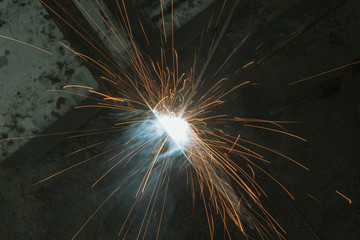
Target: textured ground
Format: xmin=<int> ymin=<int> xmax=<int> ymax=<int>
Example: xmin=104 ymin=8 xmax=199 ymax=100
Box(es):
xmin=0 ymin=0 xmax=98 ymax=161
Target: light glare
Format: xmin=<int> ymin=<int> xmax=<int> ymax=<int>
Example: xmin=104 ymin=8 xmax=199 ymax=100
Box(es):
xmin=157 ymin=115 xmax=190 ymax=147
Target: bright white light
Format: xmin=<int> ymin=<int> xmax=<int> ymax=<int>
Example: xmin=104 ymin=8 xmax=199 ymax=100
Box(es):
xmin=157 ymin=115 xmax=190 ymax=147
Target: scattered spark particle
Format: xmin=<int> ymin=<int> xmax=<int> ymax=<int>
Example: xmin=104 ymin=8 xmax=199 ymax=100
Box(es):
xmin=336 ymin=190 xmax=351 ymax=204
xmin=306 ymin=193 xmax=322 ymax=204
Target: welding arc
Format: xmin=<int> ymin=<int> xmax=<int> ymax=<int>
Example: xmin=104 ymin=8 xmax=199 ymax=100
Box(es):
xmin=124 ymin=56 xmax=193 ymax=164
xmin=125 ymin=1 xmax=240 ymax=161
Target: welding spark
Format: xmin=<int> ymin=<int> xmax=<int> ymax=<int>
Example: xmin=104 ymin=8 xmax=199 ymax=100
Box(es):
xmin=0 ymin=1 xmax=289 ymax=238
xmin=155 ymin=114 xmax=190 ymax=148
xmin=0 ymin=0 xmax=333 ymax=239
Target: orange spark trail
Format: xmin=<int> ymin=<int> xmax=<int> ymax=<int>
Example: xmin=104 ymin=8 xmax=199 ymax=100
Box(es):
xmin=0 ymin=34 xmax=53 ymax=55
xmin=336 ymin=190 xmax=352 ymax=204
xmin=289 ymin=59 xmax=360 ymax=86
xmin=307 ymin=193 xmax=322 ymax=204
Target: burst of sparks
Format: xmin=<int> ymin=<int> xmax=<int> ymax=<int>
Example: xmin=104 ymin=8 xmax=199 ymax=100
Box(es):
xmin=3 ymin=0 xmax=350 ymax=239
